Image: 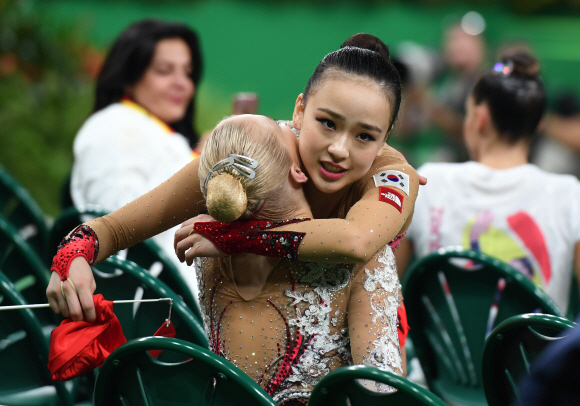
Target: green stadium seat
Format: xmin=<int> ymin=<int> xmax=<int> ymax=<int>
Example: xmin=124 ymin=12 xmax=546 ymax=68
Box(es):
xmin=0 ymin=270 xmax=75 ymax=406
xmin=0 ymin=164 xmax=49 ymax=255
xmin=402 ymin=247 xmax=563 ymax=406
xmin=93 ymin=336 xmax=277 ymax=406
xmin=482 ymin=313 xmax=576 ymax=406
xmin=92 ymin=256 xmax=207 ymax=349
xmin=308 ymin=365 xmax=447 ymax=406
xmin=0 ymin=215 xmax=58 ymax=327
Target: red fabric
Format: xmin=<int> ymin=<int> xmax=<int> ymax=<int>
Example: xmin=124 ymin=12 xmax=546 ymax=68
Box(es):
xmin=397 ymin=302 xmax=410 ymax=348
xmin=51 ymin=224 xmax=99 ymax=281
xmin=48 ymin=294 xmax=126 ymax=381
xmin=194 ymin=218 xmax=309 ymax=260
xmin=379 ymin=187 xmax=404 ymax=213
xmin=148 ymin=321 xmax=176 ymax=358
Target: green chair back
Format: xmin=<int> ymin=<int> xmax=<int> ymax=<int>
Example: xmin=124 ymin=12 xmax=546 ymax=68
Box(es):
xmin=0 ymin=270 xmax=73 ymax=406
xmin=49 ymin=205 xmax=202 ymax=320
xmin=566 ymin=273 xmax=580 ymax=320
xmin=308 ymin=365 xmax=447 ymax=406
xmin=0 ymin=164 xmax=49 ymax=255
xmin=402 ymin=247 xmax=563 ymax=406
xmin=92 ymin=256 xmax=208 ymax=349
xmin=482 ymin=313 xmax=576 ymax=406
xmin=0 ymin=215 xmax=58 ymax=327
xmin=93 ymin=336 xmax=277 ymax=406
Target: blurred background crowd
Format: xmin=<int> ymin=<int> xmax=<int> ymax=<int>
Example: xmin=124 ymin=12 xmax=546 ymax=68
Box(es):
xmin=1 ymin=0 xmax=579 ymax=219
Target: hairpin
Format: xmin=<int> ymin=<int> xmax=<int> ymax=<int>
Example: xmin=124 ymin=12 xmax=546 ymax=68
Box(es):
xmin=203 ymin=154 xmax=259 ymax=193
xmin=492 ymin=60 xmax=514 ymax=76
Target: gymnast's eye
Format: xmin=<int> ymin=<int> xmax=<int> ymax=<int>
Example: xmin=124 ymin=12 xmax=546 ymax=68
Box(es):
xmin=317 ymin=118 xmax=336 ymax=130
xmin=356 ymin=133 xmax=377 ymax=142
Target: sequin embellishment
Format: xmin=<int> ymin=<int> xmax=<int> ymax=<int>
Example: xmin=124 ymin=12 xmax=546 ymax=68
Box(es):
xmin=51 ymin=224 xmax=99 ymax=281
xmin=194 ymin=218 xmax=309 ymax=260
xmin=194 ymin=245 xmax=402 ymax=404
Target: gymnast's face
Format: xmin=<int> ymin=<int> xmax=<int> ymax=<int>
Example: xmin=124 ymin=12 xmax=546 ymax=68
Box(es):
xmin=293 ymin=75 xmax=391 ymax=196
xmin=127 ymin=37 xmax=195 ymax=124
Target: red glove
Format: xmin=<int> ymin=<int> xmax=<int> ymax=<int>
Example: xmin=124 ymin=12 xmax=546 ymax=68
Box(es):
xmin=51 ymin=224 xmax=99 ymax=281
xmin=193 ymin=218 xmax=309 ymax=261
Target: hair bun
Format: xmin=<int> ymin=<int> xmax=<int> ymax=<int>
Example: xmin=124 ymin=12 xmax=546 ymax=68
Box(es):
xmin=500 ymin=48 xmax=540 ymax=78
xmin=341 ymin=33 xmax=390 ymax=62
xmin=206 ymin=173 xmax=247 ymax=222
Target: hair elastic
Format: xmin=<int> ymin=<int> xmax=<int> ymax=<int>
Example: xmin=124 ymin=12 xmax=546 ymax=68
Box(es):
xmin=203 ymin=154 xmax=259 ymax=193
xmin=492 ymin=60 xmax=514 ymax=76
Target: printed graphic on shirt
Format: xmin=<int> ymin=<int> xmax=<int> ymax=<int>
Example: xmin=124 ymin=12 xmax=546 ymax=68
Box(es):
xmin=461 ymin=210 xmax=550 ymax=289
xmin=379 ymin=187 xmax=404 ymax=212
xmin=373 ymin=170 xmax=410 ymax=195
xmin=428 ymin=206 xmax=445 ymax=252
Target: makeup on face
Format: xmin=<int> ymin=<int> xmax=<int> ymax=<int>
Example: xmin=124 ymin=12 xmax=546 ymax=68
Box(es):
xmin=128 ymin=38 xmax=195 ymax=124
xmin=296 ymin=76 xmax=391 ymax=196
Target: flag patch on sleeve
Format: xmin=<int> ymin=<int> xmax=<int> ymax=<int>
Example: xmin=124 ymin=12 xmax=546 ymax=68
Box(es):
xmin=379 ymin=187 xmax=404 ymax=212
xmin=373 ymin=170 xmax=410 ymax=195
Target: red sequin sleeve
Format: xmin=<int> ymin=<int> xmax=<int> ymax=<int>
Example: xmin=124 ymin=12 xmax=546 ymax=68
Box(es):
xmin=50 ymin=225 xmax=99 ymax=281
xmin=193 ymin=218 xmax=310 ymax=261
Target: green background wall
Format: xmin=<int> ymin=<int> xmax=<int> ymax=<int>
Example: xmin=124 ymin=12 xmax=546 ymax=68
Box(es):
xmin=3 ymin=0 xmax=580 ymax=216
xmin=43 ymin=0 xmax=580 ymax=130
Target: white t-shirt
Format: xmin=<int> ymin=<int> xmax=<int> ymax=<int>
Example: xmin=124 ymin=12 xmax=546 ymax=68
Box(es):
xmin=407 ymin=161 xmax=580 ymax=312
xmin=70 ymin=102 xmax=199 ymax=299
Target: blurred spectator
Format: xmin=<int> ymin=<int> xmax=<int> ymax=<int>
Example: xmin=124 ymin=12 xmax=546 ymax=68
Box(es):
xmin=396 ymin=49 xmax=580 ymax=315
xmin=390 ymin=42 xmax=444 ymax=167
xmin=69 ymin=19 xmax=203 ymax=298
xmin=532 ymin=92 xmax=580 ymax=179
xmin=197 ymin=92 xmax=259 ymax=151
xmin=426 ymin=23 xmax=487 ymax=161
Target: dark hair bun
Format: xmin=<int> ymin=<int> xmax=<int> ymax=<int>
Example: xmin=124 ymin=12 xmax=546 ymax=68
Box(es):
xmin=500 ymin=48 xmax=540 ymax=78
xmin=341 ymin=33 xmax=390 ymax=62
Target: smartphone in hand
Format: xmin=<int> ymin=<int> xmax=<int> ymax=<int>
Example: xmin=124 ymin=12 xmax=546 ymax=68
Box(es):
xmin=233 ymin=92 xmax=259 ymax=115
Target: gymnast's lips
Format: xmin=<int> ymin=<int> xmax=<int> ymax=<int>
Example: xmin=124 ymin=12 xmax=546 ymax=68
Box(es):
xmin=320 ymin=161 xmax=346 ymax=179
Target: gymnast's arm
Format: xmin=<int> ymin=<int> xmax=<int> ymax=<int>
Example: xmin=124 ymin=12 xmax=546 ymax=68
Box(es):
xmin=46 ymin=158 xmax=206 ymax=321
xmin=276 ymin=163 xmax=419 ymax=263
xmin=179 ymin=163 xmax=418 ymax=265
xmin=348 ymin=245 xmax=403 ymax=384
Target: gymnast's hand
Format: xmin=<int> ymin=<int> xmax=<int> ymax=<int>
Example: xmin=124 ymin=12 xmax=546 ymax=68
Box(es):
xmin=175 ymin=214 xmax=227 ymax=265
xmin=46 ymin=257 xmax=97 ymax=322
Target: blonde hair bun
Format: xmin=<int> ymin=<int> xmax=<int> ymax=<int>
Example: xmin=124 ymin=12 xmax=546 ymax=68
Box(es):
xmin=206 ymin=173 xmax=247 ymax=222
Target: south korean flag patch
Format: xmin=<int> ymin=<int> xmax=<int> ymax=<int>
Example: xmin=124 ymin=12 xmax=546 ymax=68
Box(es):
xmin=373 ymin=170 xmax=410 ymax=195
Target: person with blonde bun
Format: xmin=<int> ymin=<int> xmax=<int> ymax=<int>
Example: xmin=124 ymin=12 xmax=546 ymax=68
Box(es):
xmin=47 ymin=33 xmax=419 ymax=401
xmin=193 ymin=113 xmax=406 ymax=402
xmin=396 ymin=49 xmax=580 ymax=316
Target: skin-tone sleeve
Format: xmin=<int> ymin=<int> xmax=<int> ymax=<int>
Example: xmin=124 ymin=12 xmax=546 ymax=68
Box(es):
xmin=348 ymin=245 xmax=403 ymax=383
xmin=83 ymin=158 xmax=206 ymax=263
xmin=274 ymin=163 xmax=419 ymax=264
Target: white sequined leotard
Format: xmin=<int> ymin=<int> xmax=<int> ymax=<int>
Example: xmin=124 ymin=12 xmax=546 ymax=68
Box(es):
xmin=195 ymin=244 xmax=402 ymax=405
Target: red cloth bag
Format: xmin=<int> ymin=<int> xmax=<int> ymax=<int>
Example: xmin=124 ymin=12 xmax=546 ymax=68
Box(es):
xmin=48 ymin=294 xmax=126 ymax=381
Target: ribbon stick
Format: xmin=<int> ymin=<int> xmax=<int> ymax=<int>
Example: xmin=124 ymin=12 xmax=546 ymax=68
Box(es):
xmin=0 ymin=298 xmax=173 ymax=311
